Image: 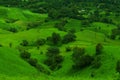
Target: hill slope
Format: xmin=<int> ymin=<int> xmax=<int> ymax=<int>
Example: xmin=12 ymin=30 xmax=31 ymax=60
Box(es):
xmin=0 ymin=47 xmax=38 ymax=76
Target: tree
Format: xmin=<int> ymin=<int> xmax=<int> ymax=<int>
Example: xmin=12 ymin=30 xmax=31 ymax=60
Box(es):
xmin=47 ymin=32 xmax=61 ymax=45
xmin=46 ymin=46 xmax=60 ymax=57
xmin=27 ymin=21 xmax=41 ymax=30
xmin=20 ymin=50 xmax=31 ymax=59
xmin=96 ymin=43 xmax=103 ymax=55
xmin=52 ymin=32 xmax=61 ymax=45
xmin=72 ymin=54 xmax=94 ymax=69
xmin=62 ymin=32 xmax=76 ymax=44
xmin=20 ymin=40 xmax=29 ymax=46
xmin=35 ymin=38 xmax=45 ymax=46
xmin=72 ymin=47 xmax=85 ymax=63
xmin=28 ymin=58 xmax=38 ymax=67
xmin=65 ymin=46 xmax=71 ymax=52
xmin=72 ymin=47 xmax=94 ymax=70
xmin=44 ymin=46 xmax=63 ymax=70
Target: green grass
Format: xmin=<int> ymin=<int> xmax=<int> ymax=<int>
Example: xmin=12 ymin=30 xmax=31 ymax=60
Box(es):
xmin=0 ymin=47 xmax=38 ymax=76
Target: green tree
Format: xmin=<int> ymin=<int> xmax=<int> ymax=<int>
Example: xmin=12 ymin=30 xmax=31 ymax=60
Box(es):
xmin=20 ymin=40 xmax=29 ymax=46
xmin=96 ymin=43 xmax=103 ymax=55
xmin=47 ymin=32 xmax=61 ymax=45
xmin=20 ymin=50 xmax=31 ymax=60
xmin=62 ymin=32 xmax=76 ymax=44
xmin=44 ymin=46 xmax=63 ymax=70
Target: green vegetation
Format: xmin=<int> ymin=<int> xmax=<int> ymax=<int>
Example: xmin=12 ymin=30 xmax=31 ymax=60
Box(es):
xmin=0 ymin=0 xmax=120 ymax=80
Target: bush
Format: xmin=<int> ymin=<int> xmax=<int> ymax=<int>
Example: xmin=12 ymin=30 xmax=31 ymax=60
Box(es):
xmin=0 ymin=44 xmax=3 ymax=47
xmin=72 ymin=47 xmax=94 ymax=70
xmin=44 ymin=55 xmax=63 ymax=70
xmin=28 ymin=58 xmax=38 ymax=67
xmin=44 ymin=46 xmax=64 ymax=70
xmin=27 ymin=21 xmax=41 ymax=30
xmin=116 ymin=60 xmax=120 ymax=73
xmin=65 ymin=46 xmax=71 ymax=52
xmin=110 ymin=34 xmax=116 ymax=40
xmin=72 ymin=54 xmax=94 ymax=69
xmin=73 ymin=47 xmax=85 ymax=56
xmin=8 ymin=27 xmax=18 ymax=33
xmin=46 ymin=46 xmax=60 ymax=57
xmin=47 ymin=32 xmax=61 ymax=45
xmin=35 ymin=38 xmax=45 ymax=46
xmin=62 ymin=32 xmax=76 ymax=44
xmin=20 ymin=40 xmax=29 ymax=46
xmin=96 ymin=43 xmax=103 ymax=55
xmin=20 ymin=51 xmax=31 ymax=59
xmin=36 ymin=64 xmax=50 ymax=75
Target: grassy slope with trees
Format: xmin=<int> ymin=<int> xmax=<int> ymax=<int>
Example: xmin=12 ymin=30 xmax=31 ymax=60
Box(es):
xmin=0 ymin=0 xmax=120 ymax=80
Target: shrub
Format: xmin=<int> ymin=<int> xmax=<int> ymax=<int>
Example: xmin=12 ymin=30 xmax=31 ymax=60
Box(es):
xmin=27 ymin=21 xmax=41 ymax=30
xmin=46 ymin=46 xmax=60 ymax=57
xmin=8 ymin=27 xmax=18 ymax=33
xmin=20 ymin=51 xmax=31 ymax=59
xmin=65 ymin=46 xmax=71 ymax=52
xmin=44 ymin=55 xmax=63 ymax=70
xmin=47 ymin=32 xmax=61 ymax=45
xmin=51 ymin=32 xmax=61 ymax=45
xmin=72 ymin=54 xmax=94 ymax=69
xmin=36 ymin=64 xmax=50 ymax=75
xmin=73 ymin=47 xmax=85 ymax=56
xmin=35 ymin=38 xmax=45 ymax=46
xmin=28 ymin=58 xmax=38 ymax=67
xmin=62 ymin=32 xmax=76 ymax=44
xmin=44 ymin=46 xmax=64 ymax=70
xmin=116 ymin=60 xmax=120 ymax=73
xmin=0 ymin=44 xmax=3 ymax=47
xmin=72 ymin=47 xmax=94 ymax=70
xmin=110 ymin=34 xmax=116 ymax=40
xmin=96 ymin=43 xmax=103 ymax=55
xmin=20 ymin=40 xmax=29 ymax=46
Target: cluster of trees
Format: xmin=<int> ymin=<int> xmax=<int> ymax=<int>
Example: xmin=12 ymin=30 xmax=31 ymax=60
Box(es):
xmin=47 ymin=32 xmax=76 ymax=46
xmin=44 ymin=46 xmax=64 ymax=70
xmin=72 ymin=43 xmax=103 ymax=70
xmin=19 ymin=32 xmax=76 ymax=49
xmin=110 ymin=26 xmax=120 ymax=40
xmin=1 ymin=0 xmax=119 ymax=21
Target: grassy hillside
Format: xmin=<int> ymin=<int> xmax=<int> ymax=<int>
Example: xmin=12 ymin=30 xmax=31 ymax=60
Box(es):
xmin=0 ymin=5 xmax=120 ymax=80
xmin=0 ymin=47 xmax=38 ymax=76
